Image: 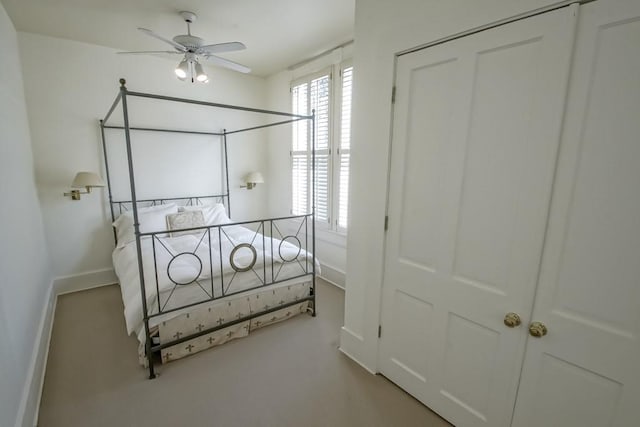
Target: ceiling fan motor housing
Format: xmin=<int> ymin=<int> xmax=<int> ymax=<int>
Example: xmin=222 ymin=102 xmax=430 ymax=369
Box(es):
xmin=173 ymin=35 xmax=204 ymax=50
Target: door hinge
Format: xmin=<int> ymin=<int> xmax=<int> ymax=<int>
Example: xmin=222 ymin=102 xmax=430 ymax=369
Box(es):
xmin=391 ymin=86 xmax=396 ymax=104
xmin=378 ymin=325 xmax=382 ymax=338
xmin=384 ymin=215 xmax=389 ymax=231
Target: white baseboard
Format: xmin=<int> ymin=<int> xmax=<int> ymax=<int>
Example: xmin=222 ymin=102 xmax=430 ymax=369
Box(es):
xmin=53 ymin=268 xmax=117 ymax=295
xmin=339 ymin=326 xmax=378 ymax=374
xmin=318 ymin=263 xmax=345 ymax=289
xmin=15 ymin=268 xmax=117 ymax=426
xmin=338 ymin=327 xmax=377 ymax=375
xmin=14 ymin=281 xmax=56 ymax=427
xmin=339 ymin=347 xmax=377 ymax=375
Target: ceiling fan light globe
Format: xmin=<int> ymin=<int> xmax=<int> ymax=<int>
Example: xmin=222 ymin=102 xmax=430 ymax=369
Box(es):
xmin=175 ymin=58 xmax=189 ymax=79
xmin=194 ymin=63 xmax=208 ymax=82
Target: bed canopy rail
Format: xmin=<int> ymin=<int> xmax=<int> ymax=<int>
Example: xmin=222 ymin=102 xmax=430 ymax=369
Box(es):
xmin=100 ymin=79 xmax=316 ymax=379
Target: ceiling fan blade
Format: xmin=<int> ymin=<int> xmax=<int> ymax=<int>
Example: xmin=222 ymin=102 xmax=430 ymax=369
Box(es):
xmin=202 ymin=55 xmax=251 ymax=74
xmin=117 ymin=50 xmax=182 ymax=55
xmin=138 ymin=28 xmax=187 ymax=52
xmin=198 ymin=42 xmax=246 ymax=54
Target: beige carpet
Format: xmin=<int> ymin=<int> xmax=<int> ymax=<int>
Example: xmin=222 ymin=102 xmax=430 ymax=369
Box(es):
xmin=38 ymin=279 xmax=451 ymax=427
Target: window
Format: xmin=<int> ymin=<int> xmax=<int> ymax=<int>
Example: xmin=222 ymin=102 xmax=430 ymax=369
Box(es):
xmin=291 ymin=62 xmax=353 ymax=233
xmin=337 ymin=65 xmax=352 ymax=231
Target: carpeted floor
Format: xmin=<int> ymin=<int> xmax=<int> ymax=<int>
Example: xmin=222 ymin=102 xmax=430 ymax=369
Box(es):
xmin=38 ymin=279 xmax=451 ymax=427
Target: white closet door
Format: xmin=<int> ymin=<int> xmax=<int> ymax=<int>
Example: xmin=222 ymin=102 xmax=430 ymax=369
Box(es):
xmin=378 ymin=6 xmax=577 ymax=427
xmin=512 ymin=1 xmax=640 ymax=425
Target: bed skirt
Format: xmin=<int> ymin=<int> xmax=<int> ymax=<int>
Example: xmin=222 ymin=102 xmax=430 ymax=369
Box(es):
xmin=138 ymin=281 xmax=311 ymax=366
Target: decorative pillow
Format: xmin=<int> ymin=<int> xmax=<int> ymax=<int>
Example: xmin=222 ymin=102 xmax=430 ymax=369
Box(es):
xmin=179 ymin=203 xmax=231 ymax=226
xmin=166 ymin=210 xmax=206 ymax=237
xmin=112 ymin=203 xmax=178 ymax=247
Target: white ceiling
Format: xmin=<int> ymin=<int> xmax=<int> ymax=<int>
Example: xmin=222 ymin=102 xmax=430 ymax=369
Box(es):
xmin=2 ymin=0 xmax=355 ymax=77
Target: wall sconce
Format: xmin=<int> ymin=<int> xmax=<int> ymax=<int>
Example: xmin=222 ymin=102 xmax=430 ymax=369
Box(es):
xmin=241 ymin=172 xmax=264 ymax=190
xmin=64 ymin=172 xmax=105 ymax=200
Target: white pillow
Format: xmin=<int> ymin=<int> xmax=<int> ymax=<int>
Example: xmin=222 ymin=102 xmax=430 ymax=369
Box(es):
xmin=113 ymin=203 xmax=178 ymax=246
xmin=179 ymin=203 xmax=231 ymax=226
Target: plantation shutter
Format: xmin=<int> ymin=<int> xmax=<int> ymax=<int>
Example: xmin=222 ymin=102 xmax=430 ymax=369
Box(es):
xmin=291 ymin=83 xmax=309 ymax=215
xmin=337 ymin=66 xmax=353 ymax=230
xmin=310 ymin=75 xmax=331 ymax=223
xmin=291 ymin=72 xmax=331 ymax=222
xmin=291 ymin=64 xmax=351 ymax=232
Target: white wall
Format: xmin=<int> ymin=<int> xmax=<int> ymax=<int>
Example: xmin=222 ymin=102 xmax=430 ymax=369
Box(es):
xmin=0 ymin=4 xmax=52 ymax=427
xmin=341 ymin=0 xmax=574 ymax=370
xmin=266 ymin=45 xmax=353 ymax=287
xmin=18 ymin=32 xmax=269 ymax=284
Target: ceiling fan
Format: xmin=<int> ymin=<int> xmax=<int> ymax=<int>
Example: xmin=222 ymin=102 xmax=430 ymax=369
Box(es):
xmin=118 ymin=11 xmax=251 ymax=83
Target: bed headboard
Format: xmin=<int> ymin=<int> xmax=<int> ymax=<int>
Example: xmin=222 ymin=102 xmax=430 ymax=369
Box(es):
xmin=110 ymin=194 xmax=230 ymax=219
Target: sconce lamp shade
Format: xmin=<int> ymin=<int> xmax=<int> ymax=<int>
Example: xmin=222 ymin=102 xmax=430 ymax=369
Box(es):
xmin=72 ymin=172 xmax=105 ymax=189
xmin=242 ymin=172 xmax=264 ymax=190
xmin=65 ymin=171 xmax=105 ymax=200
xmin=244 ymin=172 xmax=264 ymax=184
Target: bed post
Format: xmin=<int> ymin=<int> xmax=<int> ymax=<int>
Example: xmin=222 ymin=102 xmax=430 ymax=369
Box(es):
xmin=311 ymin=110 xmax=317 ymax=317
xmin=99 ymin=120 xmax=117 ymax=244
xmin=223 ymin=130 xmax=231 ymax=218
xmin=119 ymin=78 xmax=156 ymax=379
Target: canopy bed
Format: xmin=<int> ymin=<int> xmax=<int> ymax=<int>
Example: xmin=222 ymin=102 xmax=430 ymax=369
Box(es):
xmin=100 ymin=79 xmax=317 ymax=379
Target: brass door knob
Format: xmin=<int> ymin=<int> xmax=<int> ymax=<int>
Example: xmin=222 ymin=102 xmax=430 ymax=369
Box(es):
xmin=529 ymin=321 xmax=548 ymax=338
xmin=504 ymin=312 xmax=522 ymax=328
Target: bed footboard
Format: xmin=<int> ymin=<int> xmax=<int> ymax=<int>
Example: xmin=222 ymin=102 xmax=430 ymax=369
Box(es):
xmin=136 ymin=214 xmax=316 ymax=376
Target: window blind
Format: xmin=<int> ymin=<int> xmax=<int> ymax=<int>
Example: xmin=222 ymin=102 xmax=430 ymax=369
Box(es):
xmin=291 ymin=83 xmax=309 ymax=215
xmin=338 ymin=66 xmax=353 ymax=230
xmin=291 ymin=64 xmax=352 ymax=232
xmin=310 ymin=75 xmax=330 ymax=222
xmin=291 ymin=73 xmax=331 ymax=223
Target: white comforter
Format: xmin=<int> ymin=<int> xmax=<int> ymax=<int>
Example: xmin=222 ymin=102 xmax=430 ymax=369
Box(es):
xmin=113 ymin=223 xmax=315 ymax=341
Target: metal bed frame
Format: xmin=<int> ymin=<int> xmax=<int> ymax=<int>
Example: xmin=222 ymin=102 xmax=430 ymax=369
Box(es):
xmin=100 ymin=79 xmax=316 ymax=378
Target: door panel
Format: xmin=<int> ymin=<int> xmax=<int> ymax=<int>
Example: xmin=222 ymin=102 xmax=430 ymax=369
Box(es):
xmin=388 ymin=290 xmax=433 ymax=381
xmin=529 ymin=354 xmax=623 ymax=427
xmin=441 ymin=313 xmax=500 ymax=421
xmin=512 ymin=1 xmax=640 ymax=425
xmin=452 ymin=37 xmax=546 ymax=292
xmin=379 ymin=6 xmax=577 ymax=427
xmin=398 ymin=58 xmax=458 ymax=269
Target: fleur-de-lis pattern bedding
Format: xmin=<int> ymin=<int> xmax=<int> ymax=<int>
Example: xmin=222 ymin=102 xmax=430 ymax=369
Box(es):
xmin=137 ymin=282 xmax=310 ymax=365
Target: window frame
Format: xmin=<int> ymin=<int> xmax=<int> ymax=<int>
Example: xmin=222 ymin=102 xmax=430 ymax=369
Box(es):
xmin=290 ymin=61 xmax=352 ymax=235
